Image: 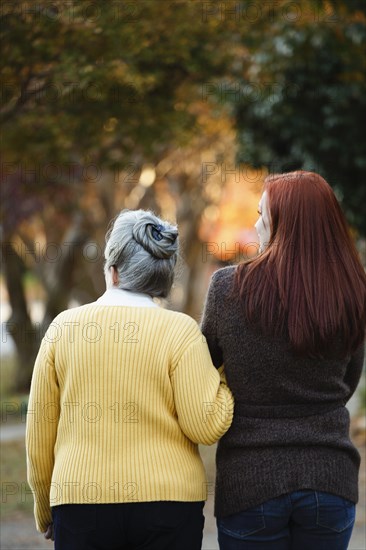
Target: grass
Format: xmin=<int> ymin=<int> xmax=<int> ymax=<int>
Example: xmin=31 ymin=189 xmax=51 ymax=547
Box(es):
xmin=1 ymin=354 xmax=33 ymax=518
xmin=1 ymin=438 xmax=34 ymax=518
xmin=1 ymin=394 xmax=29 ymax=425
xmin=0 ymin=355 xmax=17 ymax=398
xmin=1 ymin=355 xmax=29 ymax=424
xmin=359 ymin=381 xmax=366 ymax=413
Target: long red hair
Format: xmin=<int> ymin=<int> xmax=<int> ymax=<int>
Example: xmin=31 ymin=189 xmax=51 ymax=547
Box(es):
xmin=235 ymin=171 xmax=366 ymax=358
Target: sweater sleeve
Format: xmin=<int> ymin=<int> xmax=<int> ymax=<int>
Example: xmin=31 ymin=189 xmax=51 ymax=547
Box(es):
xmin=26 ymin=335 xmax=60 ymax=533
xmin=200 ymin=272 xmax=223 ymax=368
xmin=343 ymin=340 xmax=365 ymax=402
xmin=171 ymin=336 xmax=234 ymax=446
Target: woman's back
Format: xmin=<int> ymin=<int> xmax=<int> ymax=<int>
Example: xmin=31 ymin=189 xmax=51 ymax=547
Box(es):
xmin=30 ymin=302 xmax=233 ymax=510
xmin=202 ymin=264 xmax=364 ymax=518
xmin=203 ymin=265 xmax=363 ymax=409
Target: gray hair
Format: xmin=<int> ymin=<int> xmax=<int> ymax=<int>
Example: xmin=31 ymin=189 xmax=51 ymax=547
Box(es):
xmin=104 ymin=209 xmax=179 ymax=298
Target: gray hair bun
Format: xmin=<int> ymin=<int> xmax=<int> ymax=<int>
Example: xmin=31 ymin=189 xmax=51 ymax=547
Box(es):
xmin=132 ymin=215 xmax=178 ymax=260
xmin=104 ymin=209 xmax=179 ymax=298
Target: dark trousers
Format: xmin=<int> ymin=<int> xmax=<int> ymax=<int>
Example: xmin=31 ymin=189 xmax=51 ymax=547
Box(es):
xmin=52 ymin=501 xmax=205 ymax=550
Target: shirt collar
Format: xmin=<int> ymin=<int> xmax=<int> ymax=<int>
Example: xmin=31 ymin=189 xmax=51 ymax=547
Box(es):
xmin=94 ymin=288 xmax=158 ymax=308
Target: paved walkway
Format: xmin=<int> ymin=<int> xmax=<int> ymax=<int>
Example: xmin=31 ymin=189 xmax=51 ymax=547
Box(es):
xmin=0 ymin=422 xmax=26 ymax=442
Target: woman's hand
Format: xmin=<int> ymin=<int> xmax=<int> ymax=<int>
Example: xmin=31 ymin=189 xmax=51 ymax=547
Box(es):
xmin=44 ymin=523 xmax=54 ymax=541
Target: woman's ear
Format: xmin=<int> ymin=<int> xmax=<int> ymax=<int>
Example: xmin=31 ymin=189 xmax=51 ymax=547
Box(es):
xmin=111 ymin=266 xmax=119 ymax=286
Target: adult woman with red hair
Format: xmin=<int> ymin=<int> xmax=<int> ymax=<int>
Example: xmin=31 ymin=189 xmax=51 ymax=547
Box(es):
xmin=201 ymin=171 xmax=366 ymax=550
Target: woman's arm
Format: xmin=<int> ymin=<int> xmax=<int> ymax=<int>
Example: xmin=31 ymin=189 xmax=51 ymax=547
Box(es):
xmin=200 ymin=272 xmax=223 ymax=368
xmin=26 ymin=336 xmax=60 ymax=533
xmin=170 ymin=335 xmax=234 ymax=446
xmin=343 ymin=340 xmax=365 ymax=402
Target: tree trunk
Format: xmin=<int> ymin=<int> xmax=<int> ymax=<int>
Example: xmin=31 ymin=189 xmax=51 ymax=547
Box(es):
xmin=2 ymin=217 xmax=91 ymax=392
xmin=176 ymin=184 xmax=208 ymax=320
xmin=1 ymin=242 xmax=40 ymax=391
xmin=42 ymin=219 xmax=91 ymax=327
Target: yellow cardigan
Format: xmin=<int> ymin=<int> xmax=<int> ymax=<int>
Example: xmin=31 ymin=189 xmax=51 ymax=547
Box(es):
xmin=26 ymin=304 xmax=234 ymax=532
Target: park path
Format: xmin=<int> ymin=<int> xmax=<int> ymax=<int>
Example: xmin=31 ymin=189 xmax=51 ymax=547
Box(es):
xmin=0 ymin=422 xmax=26 ymax=442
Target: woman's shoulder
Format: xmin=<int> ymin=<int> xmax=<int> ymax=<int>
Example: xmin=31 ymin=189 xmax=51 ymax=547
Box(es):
xmin=51 ymin=303 xmax=95 ymax=323
xmin=152 ymin=310 xmax=206 ymax=353
xmin=211 ymin=264 xmax=244 ymax=288
xmin=158 ymin=308 xmax=201 ymax=331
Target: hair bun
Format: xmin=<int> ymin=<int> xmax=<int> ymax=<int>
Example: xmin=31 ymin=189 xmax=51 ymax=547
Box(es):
xmin=132 ymin=215 xmax=178 ymax=259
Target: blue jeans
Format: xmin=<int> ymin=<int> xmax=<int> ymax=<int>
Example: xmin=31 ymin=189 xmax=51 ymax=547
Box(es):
xmin=217 ymin=491 xmax=355 ymax=550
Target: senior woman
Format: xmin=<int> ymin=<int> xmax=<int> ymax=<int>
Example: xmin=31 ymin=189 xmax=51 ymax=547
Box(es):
xmin=26 ymin=209 xmax=234 ymax=550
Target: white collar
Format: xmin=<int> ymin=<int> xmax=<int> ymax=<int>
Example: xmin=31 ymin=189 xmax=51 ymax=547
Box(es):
xmin=94 ymin=288 xmax=158 ymax=308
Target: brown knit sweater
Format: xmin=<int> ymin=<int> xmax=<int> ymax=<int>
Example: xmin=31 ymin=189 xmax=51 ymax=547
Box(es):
xmin=201 ymin=265 xmax=365 ymax=518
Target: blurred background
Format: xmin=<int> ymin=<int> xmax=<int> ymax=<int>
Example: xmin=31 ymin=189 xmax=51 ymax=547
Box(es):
xmin=1 ymin=1 xmax=365 ymax=548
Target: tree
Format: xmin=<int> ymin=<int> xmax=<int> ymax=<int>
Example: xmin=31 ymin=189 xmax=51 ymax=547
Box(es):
xmin=226 ymin=1 xmax=366 ymax=234
xmin=1 ymin=0 xmax=239 ymax=389
xmin=1 ymin=0 xmax=236 ymax=162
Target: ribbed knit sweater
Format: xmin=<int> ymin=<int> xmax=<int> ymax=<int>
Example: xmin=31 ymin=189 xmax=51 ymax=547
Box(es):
xmin=26 ymin=298 xmax=234 ymax=532
xmin=201 ymin=265 xmax=365 ymax=518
